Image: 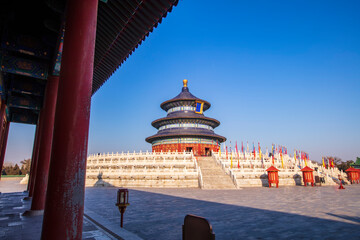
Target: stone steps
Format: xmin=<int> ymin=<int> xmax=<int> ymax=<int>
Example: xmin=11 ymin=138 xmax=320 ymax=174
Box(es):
xmin=197 ymin=157 xmax=236 ymax=189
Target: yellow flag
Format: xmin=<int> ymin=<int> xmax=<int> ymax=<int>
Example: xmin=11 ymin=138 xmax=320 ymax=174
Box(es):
xmin=322 ymin=157 xmax=325 ymax=168
xmin=281 ymin=153 xmax=284 ymax=168
xmin=219 ymin=146 xmax=221 ymax=158
xmin=230 ymin=152 xmax=233 ymax=168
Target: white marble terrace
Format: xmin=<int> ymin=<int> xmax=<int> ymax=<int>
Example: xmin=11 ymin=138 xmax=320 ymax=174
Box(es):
xmin=86 ymin=151 xmax=200 ymax=188
xmin=214 ymin=151 xmax=348 ymax=188
xmin=85 ymin=150 xmax=347 ymax=188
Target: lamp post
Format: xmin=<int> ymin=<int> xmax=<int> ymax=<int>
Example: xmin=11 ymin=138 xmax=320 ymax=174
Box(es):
xmin=116 ymin=188 xmax=130 ymax=228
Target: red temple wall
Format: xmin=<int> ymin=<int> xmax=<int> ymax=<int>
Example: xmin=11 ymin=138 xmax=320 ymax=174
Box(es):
xmin=152 ymin=143 xmax=219 ymax=156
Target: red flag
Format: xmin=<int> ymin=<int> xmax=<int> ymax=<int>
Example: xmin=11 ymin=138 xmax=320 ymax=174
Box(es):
xmin=235 ymin=141 xmax=239 ymax=168
xmin=253 ymin=142 xmax=256 ymax=159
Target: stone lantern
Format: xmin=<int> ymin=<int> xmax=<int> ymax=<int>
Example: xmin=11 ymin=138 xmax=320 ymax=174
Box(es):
xmin=301 ymin=166 xmax=314 ymax=187
xmin=266 ymin=166 xmax=279 ymax=188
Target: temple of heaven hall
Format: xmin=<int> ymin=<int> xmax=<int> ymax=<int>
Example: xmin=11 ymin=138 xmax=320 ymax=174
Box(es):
xmin=146 ymin=79 xmax=226 ymax=156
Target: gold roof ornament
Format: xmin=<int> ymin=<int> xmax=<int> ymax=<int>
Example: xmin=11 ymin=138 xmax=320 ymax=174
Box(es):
xmin=183 ymin=79 xmax=188 ymax=87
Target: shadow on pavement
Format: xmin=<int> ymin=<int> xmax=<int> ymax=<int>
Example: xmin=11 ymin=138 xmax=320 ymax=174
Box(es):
xmin=85 ymin=188 xmax=360 ymax=240
xmin=326 ymin=213 xmax=360 ymax=224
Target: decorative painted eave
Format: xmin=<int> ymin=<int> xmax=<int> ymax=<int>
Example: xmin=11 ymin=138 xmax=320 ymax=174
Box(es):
xmin=151 ymin=115 xmax=221 ymax=129
xmin=145 ymin=131 xmax=226 ymax=143
xmin=92 ymin=0 xmax=179 ymax=94
xmin=0 ymin=0 xmax=180 ymax=124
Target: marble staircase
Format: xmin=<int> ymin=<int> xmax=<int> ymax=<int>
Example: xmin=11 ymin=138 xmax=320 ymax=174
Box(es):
xmin=197 ymin=157 xmax=237 ymax=189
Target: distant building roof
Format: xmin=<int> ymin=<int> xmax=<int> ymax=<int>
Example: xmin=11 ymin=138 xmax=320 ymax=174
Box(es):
xmin=146 ymin=79 xmax=226 ymax=144
xmin=160 ymin=80 xmax=211 ymax=111
xmin=151 ymin=114 xmax=220 ymax=129
xmin=301 ymin=166 xmax=314 ymax=172
xmin=266 ymin=166 xmax=279 ymax=172
xmin=350 ymin=157 xmax=360 ymax=169
xmin=146 ymin=128 xmax=226 ymax=143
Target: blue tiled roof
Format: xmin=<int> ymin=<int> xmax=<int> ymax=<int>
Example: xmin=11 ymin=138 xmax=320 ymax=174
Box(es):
xmin=160 ymin=87 xmax=211 ymax=111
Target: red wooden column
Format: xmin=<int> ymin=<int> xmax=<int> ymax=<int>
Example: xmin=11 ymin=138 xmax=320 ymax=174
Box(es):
xmin=29 ymin=115 xmax=44 ymax=197
xmin=41 ymin=0 xmax=98 ymax=239
xmin=27 ymin=124 xmax=41 ymax=193
xmin=0 ymin=121 xmax=10 ymax=179
xmin=30 ymin=76 xmax=59 ymax=211
xmin=0 ymin=102 xmax=6 ymax=177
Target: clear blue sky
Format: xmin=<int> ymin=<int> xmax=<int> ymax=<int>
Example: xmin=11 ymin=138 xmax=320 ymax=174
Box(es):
xmin=5 ymin=0 xmax=360 ymax=165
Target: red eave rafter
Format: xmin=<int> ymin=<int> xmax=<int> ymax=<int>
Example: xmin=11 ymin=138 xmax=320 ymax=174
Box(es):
xmin=92 ymin=0 xmax=177 ymax=93
xmin=94 ymin=0 xmax=171 ymax=76
xmin=93 ymin=1 xmax=143 ymax=74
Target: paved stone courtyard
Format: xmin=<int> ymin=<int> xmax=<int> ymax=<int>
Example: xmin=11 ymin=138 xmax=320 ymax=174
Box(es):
xmin=85 ymin=185 xmax=360 ymax=240
xmin=0 ymin=178 xmax=137 ymax=240
xmin=1 ymin=178 xmax=360 ymax=239
xmin=0 ymin=191 xmax=120 ymax=240
xmin=0 ymin=177 xmax=26 ymax=193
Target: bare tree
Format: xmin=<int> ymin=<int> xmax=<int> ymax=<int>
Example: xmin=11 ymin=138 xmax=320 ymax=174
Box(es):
xmin=328 ymin=156 xmax=354 ymax=171
xmin=20 ymin=159 xmax=31 ymax=174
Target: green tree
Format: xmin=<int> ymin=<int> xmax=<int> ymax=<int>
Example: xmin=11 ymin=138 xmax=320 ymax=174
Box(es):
xmin=1 ymin=163 xmax=13 ymax=175
xmin=7 ymin=164 xmax=22 ymax=175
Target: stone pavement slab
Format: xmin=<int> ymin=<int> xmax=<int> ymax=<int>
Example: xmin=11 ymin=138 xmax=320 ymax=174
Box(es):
xmin=0 ymin=178 xmax=143 ymax=240
xmin=0 ymin=177 xmax=27 ymax=193
xmin=84 ymin=208 xmax=143 ymax=240
xmin=2 ymin=178 xmax=360 ymax=239
xmin=0 ymin=191 xmax=121 ymax=240
xmin=85 ymin=185 xmax=360 ymax=240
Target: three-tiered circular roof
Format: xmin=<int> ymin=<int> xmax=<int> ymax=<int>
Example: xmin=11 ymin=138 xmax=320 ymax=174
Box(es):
xmin=146 ymin=79 xmax=226 ymax=143
xmin=160 ymin=81 xmax=211 ymax=111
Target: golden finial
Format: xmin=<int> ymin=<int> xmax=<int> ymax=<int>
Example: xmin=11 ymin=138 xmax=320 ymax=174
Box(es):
xmin=183 ymin=79 xmax=188 ymax=87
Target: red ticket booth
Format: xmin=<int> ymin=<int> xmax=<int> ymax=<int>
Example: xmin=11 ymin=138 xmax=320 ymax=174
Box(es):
xmin=301 ymin=166 xmax=314 ymax=187
xmin=266 ymin=166 xmax=279 ymax=188
xmin=345 ymin=167 xmax=359 ymax=184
